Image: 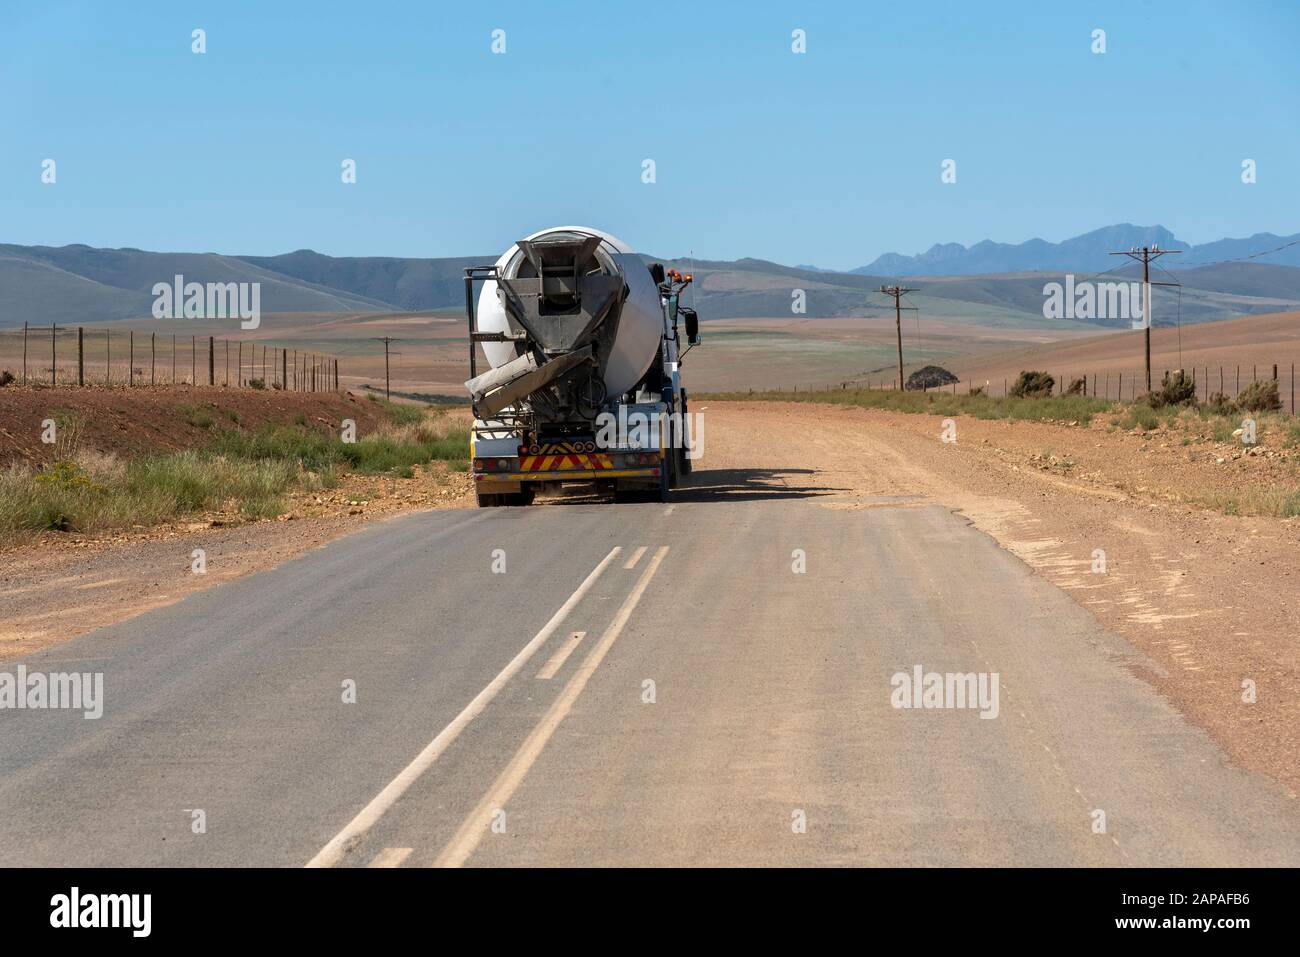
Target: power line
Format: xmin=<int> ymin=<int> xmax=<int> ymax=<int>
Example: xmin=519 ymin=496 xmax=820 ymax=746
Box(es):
xmin=878 ymin=285 xmax=918 ymax=390
xmin=1109 ymin=246 xmax=1181 ymax=391
xmin=1153 ymin=261 xmax=1186 ymax=370
xmin=370 ymin=336 xmax=399 ymax=400
xmin=1174 ymin=237 xmax=1300 ymax=269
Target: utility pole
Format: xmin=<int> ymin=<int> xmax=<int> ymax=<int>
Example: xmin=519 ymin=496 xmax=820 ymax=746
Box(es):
xmin=878 ymin=286 xmax=918 ymax=390
xmin=371 ymin=337 xmax=398 ymax=400
xmin=1109 ymin=245 xmax=1181 ymax=392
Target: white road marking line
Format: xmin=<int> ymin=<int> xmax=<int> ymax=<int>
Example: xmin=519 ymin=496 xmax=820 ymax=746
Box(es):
xmin=433 ymin=545 xmax=670 ymax=868
xmin=367 ymin=847 xmax=413 ymax=868
xmin=535 ymin=632 xmax=586 ymax=680
xmin=305 ymin=546 xmax=623 ymax=868
xmin=622 ymin=546 xmax=647 ymax=570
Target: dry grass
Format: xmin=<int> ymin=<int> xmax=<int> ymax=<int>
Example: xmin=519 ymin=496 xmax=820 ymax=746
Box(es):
xmin=0 ymin=404 xmax=470 ymax=544
xmin=1194 ymin=485 xmax=1300 ymax=518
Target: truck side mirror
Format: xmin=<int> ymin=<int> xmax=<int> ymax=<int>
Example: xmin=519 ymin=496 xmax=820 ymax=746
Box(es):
xmin=682 ymin=308 xmax=700 ymax=345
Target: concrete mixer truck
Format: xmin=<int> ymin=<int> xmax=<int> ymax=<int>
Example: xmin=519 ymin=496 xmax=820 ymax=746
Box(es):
xmin=463 ymin=226 xmax=701 ymax=506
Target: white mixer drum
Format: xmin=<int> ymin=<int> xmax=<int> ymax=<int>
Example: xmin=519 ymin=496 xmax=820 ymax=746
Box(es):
xmin=476 ymin=226 xmax=664 ymax=398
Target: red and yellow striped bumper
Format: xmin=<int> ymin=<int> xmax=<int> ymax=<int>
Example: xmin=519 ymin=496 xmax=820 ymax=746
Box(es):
xmin=518 ymin=452 xmax=615 ymax=472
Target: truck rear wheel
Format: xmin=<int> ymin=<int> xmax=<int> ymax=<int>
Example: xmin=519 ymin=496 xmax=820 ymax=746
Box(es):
xmin=476 ymin=492 xmax=500 ymax=508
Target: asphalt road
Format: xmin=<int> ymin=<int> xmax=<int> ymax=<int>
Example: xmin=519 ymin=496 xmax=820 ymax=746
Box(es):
xmin=2 ymin=482 xmax=1297 ymax=866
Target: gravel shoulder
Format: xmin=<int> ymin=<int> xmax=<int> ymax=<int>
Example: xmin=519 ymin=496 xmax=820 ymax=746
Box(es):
xmin=0 ymin=460 xmax=473 ymax=659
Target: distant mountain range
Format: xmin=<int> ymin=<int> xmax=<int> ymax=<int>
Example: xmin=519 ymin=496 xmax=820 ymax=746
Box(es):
xmin=3 ymin=225 xmax=1300 ymax=331
xmin=849 ymin=224 xmax=1300 ymax=276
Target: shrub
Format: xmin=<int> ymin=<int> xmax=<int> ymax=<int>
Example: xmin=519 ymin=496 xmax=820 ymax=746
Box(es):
xmin=905 ymin=365 xmax=958 ymax=391
xmin=248 ymin=377 xmax=266 ymax=390
xmin=1064 ymin=377 xmax=1086 ymax=396
xmin=1235 ymin=378 xmax=1282 ymax=413
xmin=1205 ymin=391 xmax=1234 ymax=415
xmin=1009 ymin=371 xmax=1055 ymax=399
xmin=1139 ymin=370 xmax=1197 ymax=409
xmin=0 ymin=370 xmax=14 ymax=387
xmin=1121 ymin=404 xmax=1160 ymax=431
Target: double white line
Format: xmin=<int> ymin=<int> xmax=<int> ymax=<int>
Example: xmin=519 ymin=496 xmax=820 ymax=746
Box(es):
xmin=307 ymin=543 xmax=668 ymax=868
xmin=434 ymin=545 xmax=668 ymax=867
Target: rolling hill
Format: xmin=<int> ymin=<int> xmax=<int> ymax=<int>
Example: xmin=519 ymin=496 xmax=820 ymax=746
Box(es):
xmin=0 ymin=244 xmax=395 ymax=328
xmin=3 ymin=231 xmax=1300 ymax=332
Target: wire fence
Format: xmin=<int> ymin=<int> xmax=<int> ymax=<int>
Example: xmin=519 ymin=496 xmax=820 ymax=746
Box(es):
xmin=0 ymin=324 xmax=341 ymax=392
xmin=778 ymin=363 xmax=1300 ymax=414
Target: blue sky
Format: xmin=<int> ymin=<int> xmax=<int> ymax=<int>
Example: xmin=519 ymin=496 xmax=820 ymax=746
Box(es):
xmin=2 ymin=1 xmax=1297 ymax=270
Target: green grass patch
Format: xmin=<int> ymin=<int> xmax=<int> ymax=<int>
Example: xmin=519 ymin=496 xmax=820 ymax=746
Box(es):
xmin=207 ymin=419 xmax=468 ymax=475
xmin=374 ymin=399 xmax=425 ymax=425
xmin=0 ymin=453 xmax=298 ymax=540
xmin=177 ymin=404 xmax=215 ymax=429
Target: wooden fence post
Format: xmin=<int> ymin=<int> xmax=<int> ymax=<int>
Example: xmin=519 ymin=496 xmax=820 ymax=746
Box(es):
xmin=78 ymin=327 xmax=84 ymax=386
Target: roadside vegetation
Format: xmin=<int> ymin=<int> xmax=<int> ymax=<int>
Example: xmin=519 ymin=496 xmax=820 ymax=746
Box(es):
xmin=701 ymin=384 xmax=1115 ymax=425
xmin=0 ymin=404 xmax=469 ymax=543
